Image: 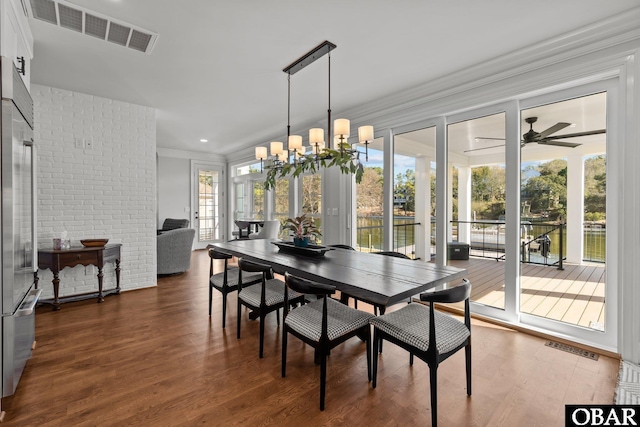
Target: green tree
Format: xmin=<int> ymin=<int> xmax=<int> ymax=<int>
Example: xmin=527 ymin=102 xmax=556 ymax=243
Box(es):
xmin=521 ymin=159 xmax=567 ymax=218
xmin=394 ymin=169 xmax=416 ymax=215
xmin=584 ymin=155 xmax=606 ymax=220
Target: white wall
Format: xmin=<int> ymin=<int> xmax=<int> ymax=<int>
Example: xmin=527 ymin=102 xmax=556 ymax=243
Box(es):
xmin=33 ymin=85 xmax=157 ymax=298
xmin=157 ymin=155 xmax=190 ymax=227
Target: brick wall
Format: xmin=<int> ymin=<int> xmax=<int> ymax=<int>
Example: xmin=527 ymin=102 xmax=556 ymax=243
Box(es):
xmin=32 ymin=85 xmax=157 ymax=299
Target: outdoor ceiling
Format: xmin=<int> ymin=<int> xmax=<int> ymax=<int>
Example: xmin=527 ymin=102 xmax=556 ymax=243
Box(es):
xmin=393 ymin=92 xmax=607 ymax=165
xmin=28 ymin=0 xmax=638 ymax=157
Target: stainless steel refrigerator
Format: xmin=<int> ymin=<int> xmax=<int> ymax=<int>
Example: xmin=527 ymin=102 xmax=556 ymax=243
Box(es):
xmin=1 ymin=56 xmax=40 ymax=398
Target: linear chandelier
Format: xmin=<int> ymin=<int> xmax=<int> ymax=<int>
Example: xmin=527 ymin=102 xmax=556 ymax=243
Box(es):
xmin=256 ymin=41 xmax=374 ymax=190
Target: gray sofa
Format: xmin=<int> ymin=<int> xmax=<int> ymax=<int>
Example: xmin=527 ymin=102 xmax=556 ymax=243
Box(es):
xmin=157 ymin=228 xmax=196 ymax=275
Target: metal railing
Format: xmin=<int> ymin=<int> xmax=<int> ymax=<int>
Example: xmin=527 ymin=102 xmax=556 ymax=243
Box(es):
xmin=450 ymin=219 xmax=566 ymax=269
xmin=356 ymin=218 xmax=420 ymax=259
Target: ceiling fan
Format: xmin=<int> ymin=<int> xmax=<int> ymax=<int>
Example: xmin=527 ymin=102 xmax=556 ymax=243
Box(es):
xmin=465 ymin=117 xmax=606 ymax=153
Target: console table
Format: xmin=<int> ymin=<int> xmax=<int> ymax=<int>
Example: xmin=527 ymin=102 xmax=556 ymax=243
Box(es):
xmin=37 ymin=244 xmax=122 ymax=310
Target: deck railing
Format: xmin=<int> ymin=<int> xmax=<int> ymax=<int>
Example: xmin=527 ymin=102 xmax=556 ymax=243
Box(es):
xmin=450 ymin=220 xmax=566 ymax=269
xmin=356 ymin=217 xmax=419 ymax=259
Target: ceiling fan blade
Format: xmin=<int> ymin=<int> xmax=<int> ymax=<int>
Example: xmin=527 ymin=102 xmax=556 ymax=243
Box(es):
xmin=464 ymin=144 xmax=505 ymax=153
xmin=474 ymin=137 xmax=505 ymax=141
xmin=537 ymin=122 xmax=571 ymax=138
xmin=542 ymin=129 xmax=606 ymax=140
xmin=537 ymin=140 xmax=581 ymax=148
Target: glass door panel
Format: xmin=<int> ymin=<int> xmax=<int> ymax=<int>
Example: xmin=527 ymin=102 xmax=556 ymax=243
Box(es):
xmin=448 ymin=112 xmax=506 ymax=310
xmin=193 ymin=164 xmax=222 ymax=248
xmin=355 ymin=137 xmax=384 ymax=252
xmin=274 ymin=178 xmax=290 ymax=239
xmin=393 ymin=127 xmax=436 ymax=260
xmin=301 ymin=174 xmax=322 ymax=243
xmin=519 ymin=92 xmax=607 ymax=330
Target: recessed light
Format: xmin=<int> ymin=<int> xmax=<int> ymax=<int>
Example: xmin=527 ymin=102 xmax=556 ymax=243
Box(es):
xmin=200 ymin=139 xmax=208 ymax=143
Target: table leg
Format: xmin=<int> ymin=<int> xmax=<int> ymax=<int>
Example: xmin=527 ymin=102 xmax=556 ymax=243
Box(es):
xmin=52 ymin=272 xmax=61 ymax=311
xmin=97 ymin=267 xmax=104 ymax=303
xmin=115 ymin=259 xmax=121 ymax=294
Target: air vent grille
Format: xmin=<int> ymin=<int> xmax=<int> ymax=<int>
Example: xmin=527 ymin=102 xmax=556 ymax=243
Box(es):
xmin=107 ymin=22 xmax=130 ymax=46
xmin=85 ymin=14 xmax=107 ymax=39
xmin=28 ymin=0 xmax=158 ymax=54
xmin=129 ymin=30 xmax=152 ymax=52
xmin=58 ymin=3 xmax=82 ymax=32
xmin=31 ymin=0 xmax=56 ymax=24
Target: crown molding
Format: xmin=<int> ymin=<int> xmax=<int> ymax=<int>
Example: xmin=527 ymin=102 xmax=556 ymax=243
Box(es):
xmin=341 ymin=7 xmax=640 ymax=127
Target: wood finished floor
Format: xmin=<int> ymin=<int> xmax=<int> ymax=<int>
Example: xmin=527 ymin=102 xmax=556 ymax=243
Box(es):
xmin=449 ymin=257 xmax=606 ymax=328
xmin=1 ymin=250 xmax=619 ymax=426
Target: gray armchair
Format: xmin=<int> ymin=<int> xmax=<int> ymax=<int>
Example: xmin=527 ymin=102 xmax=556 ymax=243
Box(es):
xmin=157 ymin=228 xmax=196 ymax=275
xmin=158 ymin=218 xmax=189 ymax=235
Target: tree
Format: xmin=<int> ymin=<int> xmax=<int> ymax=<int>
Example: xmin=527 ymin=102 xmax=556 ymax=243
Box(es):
xmin=394 ymin=169 xmax=416 ymax=215
xmin=521 ymin=159 xmax=567 ymax=218
xmin=584 ymin=155 xmax=606 ymax=220
xmin=357 ymin=167 xmax=384 ymax=216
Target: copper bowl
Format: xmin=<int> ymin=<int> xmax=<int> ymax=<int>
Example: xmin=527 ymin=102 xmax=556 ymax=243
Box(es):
xmin=80 ymin=239 xmax=109 ymax=247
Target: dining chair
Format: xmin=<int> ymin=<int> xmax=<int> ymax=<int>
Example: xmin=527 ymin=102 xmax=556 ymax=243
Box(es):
xmin=208 ymin=249 xmax=261 ymax=328
xmin=327 ymin=244 xmax=355 ymax=250
xmin=237 ymin=258 xmax=305 ymax=358
xmin=282 ymin=272 xmax=374 ymax=410
xmin=375 ymin=251 xmax=411 ymax=259
xmin=370 ymin=279 xmax=472 ymax=427
xmin=249 ymin=220 xmax=280 ymax=240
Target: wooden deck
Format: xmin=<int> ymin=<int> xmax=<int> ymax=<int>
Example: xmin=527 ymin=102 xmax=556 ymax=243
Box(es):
xmin=448 ymin=257 xmax=606 ymax=329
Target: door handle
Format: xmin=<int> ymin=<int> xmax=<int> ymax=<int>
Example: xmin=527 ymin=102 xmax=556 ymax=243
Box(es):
xmin=16 ymin=289 xmax=42 ymax=317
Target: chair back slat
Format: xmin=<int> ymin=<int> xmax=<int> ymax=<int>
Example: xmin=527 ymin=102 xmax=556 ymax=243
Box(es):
xmin=284 ymin=272 xmax=335 ymax=296
xmin=419 ymin=279 xmax=471 ymax=304
xmin=237 ymin=258 xmax=271 ymax=273
xmin=209 ymin=249 xmax=232 ymax=260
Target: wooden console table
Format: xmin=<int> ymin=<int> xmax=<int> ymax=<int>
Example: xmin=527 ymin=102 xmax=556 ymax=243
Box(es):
xmin=37 ymin=244 xmax=122 ymax=310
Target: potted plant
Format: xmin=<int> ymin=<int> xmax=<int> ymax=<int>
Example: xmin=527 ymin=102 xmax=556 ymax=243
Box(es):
xmin=282 ymin=214 xmax=321 ymax=247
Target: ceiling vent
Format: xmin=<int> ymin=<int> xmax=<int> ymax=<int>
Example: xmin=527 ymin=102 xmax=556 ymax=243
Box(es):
xmin=27 ymin=0 xmax=158 ymax=54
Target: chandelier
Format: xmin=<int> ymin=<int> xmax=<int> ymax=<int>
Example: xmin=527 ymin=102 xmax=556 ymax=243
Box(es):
xmin=255 ymin=41 xmax=374 ymax=190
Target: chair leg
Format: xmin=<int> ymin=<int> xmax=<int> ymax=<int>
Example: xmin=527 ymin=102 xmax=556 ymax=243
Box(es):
xmin=276 ymin=308 xmax=280 ymax=326
xmin=365 ymin=326 xmax=372 ymax=382
xmin=237 ymin=299 xmax=242 ymax=339
xmin=465 ymin=343 xmax=472 ymax=395
xmin=320 ymin=352 xmax=327 ymax=411
xmin=208 ymin=283 xmax=213 ymax=316
xmin=410 ymin=353 xmax=414 ymax=366
xmin=282 ymin=329 xmax=288 ymax=377
xmin=430 ymin=365 xmax=438 ymax=427
xmin=259 ymin=312 xmax=265 ymax=358
xmin=372 ymin=329 xmax=379 ymax=388
xmin=222 ymin=291 xmax=227 ymax=329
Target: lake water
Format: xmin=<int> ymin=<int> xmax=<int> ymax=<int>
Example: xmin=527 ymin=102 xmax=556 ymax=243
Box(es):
xmin=356 ymin=216 xmax=606 ymax=262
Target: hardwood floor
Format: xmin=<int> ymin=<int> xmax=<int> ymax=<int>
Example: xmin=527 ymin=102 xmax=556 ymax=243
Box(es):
xmin=1 ymin=250 xmax=619 ymax=426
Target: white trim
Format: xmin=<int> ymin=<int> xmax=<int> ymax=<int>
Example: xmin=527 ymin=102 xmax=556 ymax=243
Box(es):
xmin=157 ymin=147 xmax=225 ymax=163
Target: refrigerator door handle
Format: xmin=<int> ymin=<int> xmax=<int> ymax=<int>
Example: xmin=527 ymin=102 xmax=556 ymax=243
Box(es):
xmin=15 ymin=289 xmax=41 ymax=317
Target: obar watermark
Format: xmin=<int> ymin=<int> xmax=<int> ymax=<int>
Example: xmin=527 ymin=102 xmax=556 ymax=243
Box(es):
xmin=566 ymin=405 xmax=640 ymax=426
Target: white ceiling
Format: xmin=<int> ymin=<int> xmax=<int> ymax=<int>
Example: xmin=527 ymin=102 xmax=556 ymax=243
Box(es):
xmin=28 ymin=0 xmax=639 ymax=157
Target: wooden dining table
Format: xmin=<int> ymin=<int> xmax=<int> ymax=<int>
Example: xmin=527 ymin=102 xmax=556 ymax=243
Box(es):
xmin=209 ymin=239 xmax=467 ymax=312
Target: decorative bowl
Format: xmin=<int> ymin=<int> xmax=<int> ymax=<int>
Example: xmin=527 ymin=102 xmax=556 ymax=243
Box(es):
xmin=80 ymin=239 xmax=109 ymax=247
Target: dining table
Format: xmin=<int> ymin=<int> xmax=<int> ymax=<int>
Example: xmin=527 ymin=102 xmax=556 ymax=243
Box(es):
xmin=209 ymin=239 xmax=467 ymax=312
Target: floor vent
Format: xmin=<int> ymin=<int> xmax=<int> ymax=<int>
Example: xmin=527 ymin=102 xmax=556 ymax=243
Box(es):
xmin=27 ymin=0 xmax=158 ymax=54
xmin=545 ymin=341 xmax=599 ymax=360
